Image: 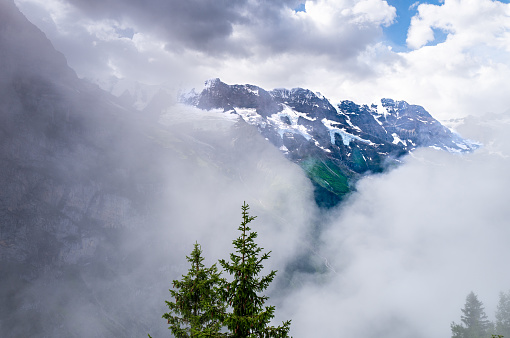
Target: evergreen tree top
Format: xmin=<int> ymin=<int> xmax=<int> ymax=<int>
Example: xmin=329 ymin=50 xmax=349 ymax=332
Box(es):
xmin=219 ymin=202 xmax=291 ymax=338
xmin=451 ymin=291 xmax=491 ymax=338
xmin=461 ymin=291 xmax=490 ymax=328
xmin=154 ymin=203 xmax=291 ymax=338
xmin=163 ymin=242 xmax=226 ymax=338
xmin=495 ymin=290 xmax=510 ymax=338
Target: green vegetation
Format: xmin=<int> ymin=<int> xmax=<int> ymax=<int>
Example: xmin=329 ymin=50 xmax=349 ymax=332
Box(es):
xmin=350 ymin=147 xmax=369 ymax=172
xmin=496 ymin=291 xmax=510 ymax=338
xmin=162 ymin=242 xmax=226 ymax=338
xmin=451 ymin=292 xmax=492 ymax=338
xmin=300 ymin=158 xmax=351 ymax=195
xmin=219 ymin=202 xmax=291 ymax=338
xmin=300 ymin=157 xmax=352 ymax=203
xmin=155 ymin=203 xmax=291 ymax=338
xmin=300 ymin=157 xmax=354 ymax=208
xmin=452 ymin=291 xmax=510 ymax=338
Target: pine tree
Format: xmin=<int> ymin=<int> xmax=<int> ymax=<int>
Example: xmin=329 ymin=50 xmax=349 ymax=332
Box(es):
xmin=219 ymin=202 xmax=291 ymax=338
xmin=451 ymin=291 xmax=492 ymax=338
xmin=163 ymin=242 xmax=226 ymax=337
xmin=495 ymin=290 xmax=510 ymax=337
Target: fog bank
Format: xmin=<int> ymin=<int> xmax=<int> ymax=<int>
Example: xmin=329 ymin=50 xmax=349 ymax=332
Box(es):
xmin=282 ymin=112 xmax=510 ymax=337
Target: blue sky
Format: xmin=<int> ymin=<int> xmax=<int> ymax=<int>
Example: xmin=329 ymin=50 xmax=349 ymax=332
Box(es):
xmin=383 ymin=0 xmax=510 ymax=50
xmin=384 ymin=0 xmax=444 ymax=50
xmin=293 ymin=1 xmax=448 ymax=50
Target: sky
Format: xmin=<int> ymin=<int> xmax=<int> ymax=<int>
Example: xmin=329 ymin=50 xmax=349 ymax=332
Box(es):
xmin=6 ymin=0 xmax=510 ymax=337
xmin=13 ymin=0 xmax=510 ymax=120
xmin=383 ymin=0 xmax=447 ymax=50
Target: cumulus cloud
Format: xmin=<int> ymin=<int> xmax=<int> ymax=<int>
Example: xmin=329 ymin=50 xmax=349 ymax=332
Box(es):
xmin=242 ymin=0 xmax=395 ymax=59
xmin=48 ymin=0 xmax=395 ymax=59
xmin=13 ymin=0 xmax=510 ymax=119
xmin=320 ymin=0 xmax=510 ymax=120
xmin=14 ymin=0 xmax=396 ymax=87
xmin=65 ymin=0 xmax=253 ymax=52
xmin=407 ymin=0 xmax=510 ymax=50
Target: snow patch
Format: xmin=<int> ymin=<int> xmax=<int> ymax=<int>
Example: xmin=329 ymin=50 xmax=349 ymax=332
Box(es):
xmin=373 ymin=115 xmax=384 ymax=126
xmin=454 ymin=142 xmax=470 ymax=150
xmin=246 ymin=87 xmax=260 ymax=96
xmin=204 ymin=78 xmax=220 ymax=90
xmin=322 ymin=118 xmax=376 ymax=146
xmin=265 ymin=105 xmax=315 ymax=140
xmin=235 ymin=107 xmax=265 ymax=126
xmin=375 ymin=102 xmax=390 ymax=118
xmin=444 ymin=146 xmax=463 ymax=153
xmin=428 ymin=145 xmax=443 ymax=151
xmin=391 ymin=133 xmax=407 ymax=146
xmin=343 ymin=114 xmax=363 ymax=132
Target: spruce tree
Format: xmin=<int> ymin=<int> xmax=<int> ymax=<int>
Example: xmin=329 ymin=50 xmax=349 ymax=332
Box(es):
xmin=495 ymin=291 xmax=510 ymax=337
xmin=163 ymin=242 xmax=226 ymax=337
xmin=219 ymin=202 xmax=291 ymax=338
xmin=451 ymin=291 xmax=492 ymax=338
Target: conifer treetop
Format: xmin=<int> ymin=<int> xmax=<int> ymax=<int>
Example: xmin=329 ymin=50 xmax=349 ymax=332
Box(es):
xmin=219 ymin=202 xmax=291 ymax=338
xmin=163 ymin=242 xmax=226 ymax=338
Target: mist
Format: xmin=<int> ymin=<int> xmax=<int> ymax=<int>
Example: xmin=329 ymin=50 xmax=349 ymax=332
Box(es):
xmin=0 ymin=3 xmax=317 ymax=334
xmin=3 ymin=0 xmax=510 ymax=337
xmin=280 ymin=112 xmax=510 ymax=337
xmin=0 ymin=94 xmax=319 ymax=337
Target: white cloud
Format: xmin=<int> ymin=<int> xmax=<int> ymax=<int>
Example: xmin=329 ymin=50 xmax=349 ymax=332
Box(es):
xmin=409 ymin=1 xmax=420 ymax=11
xmin=300 ymin=0 xmax=340 ymax=28
xmin=14 ymin=0 xmax=395 ymax=86
xmin=350 ymin=0 xmax=396 ymax=26
xmin=282 ymin=114 xmax=510 ymax=337
xmin=406 ymin=3 xmax=444 ymax=49
xmin=298 ymin=0 xmax=395 ymax=28
xmin=13 ymin=0 xmax=510 ymax=121
xmin=407 ymin=0 xmax=510 ymax=50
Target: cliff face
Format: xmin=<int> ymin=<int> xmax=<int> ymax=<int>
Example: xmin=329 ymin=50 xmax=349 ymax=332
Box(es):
xmin=0 ymin=2 xmax=181 ymax=335
xmin=1 ymin=0 xmax=142 ymax=267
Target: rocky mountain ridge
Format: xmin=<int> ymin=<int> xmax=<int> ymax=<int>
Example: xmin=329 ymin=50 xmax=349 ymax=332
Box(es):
xmin=182 ymin=78 xmax=477 ymax=206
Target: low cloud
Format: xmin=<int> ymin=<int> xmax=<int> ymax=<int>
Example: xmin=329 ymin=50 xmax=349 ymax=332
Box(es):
xmin=281 ymin=112 xmax=510 ymax=337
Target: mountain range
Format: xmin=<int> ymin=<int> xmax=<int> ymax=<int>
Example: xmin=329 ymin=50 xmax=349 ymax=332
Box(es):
xmin=180 ymin=78 xmax=477 ymax=206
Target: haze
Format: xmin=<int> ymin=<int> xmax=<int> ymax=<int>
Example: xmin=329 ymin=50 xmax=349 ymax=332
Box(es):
xmin=1 ymin=0 xmax=510 ymax=337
